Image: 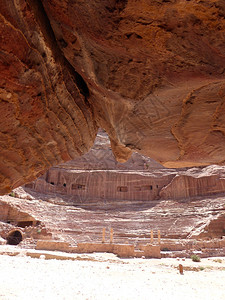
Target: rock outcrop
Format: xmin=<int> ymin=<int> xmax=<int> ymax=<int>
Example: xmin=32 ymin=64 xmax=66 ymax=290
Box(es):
xmin=0 ymin=0 xmax=225 ymax=194
xmin=26 ymin=169 xmax=175 ymax=203
xmin=25 ymin=131 xmax=225 ymax=203
xmin=1 ymin=129 xmax=225 ymax=255
xmin=1 ymin=193 xmax=225 ymax=250
xmin=25 ymin=130 xmax=176 ymax=202
xmin=160 ymin=165 xmax=225 ymax=200
xmin=0 ymin=0 xmax=98 ymax=195
xmin=0 ymin=195 xmax=51 ymax=245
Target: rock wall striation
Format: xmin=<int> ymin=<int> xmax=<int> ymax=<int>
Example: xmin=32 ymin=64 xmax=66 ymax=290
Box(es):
xmin=160 ymin=166 xmax=225 ymax=200
xmin=25 ymin=131 xmax=225 ymax=203
xmin=25 ymin=131 xmax=174 ymax=202
xmin=0 ymin=0 xmax=225 ymax=193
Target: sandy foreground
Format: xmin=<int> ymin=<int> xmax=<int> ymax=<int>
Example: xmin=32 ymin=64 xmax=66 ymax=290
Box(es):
xmin=0 ymin=248 xmax=224 ymax=300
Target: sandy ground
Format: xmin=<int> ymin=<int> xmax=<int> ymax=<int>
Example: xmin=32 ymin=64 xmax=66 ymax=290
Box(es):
xmin=0 ymin=249 xmax=225 ymax=300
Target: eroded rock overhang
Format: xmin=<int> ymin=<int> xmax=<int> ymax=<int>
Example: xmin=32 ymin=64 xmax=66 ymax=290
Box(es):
xmin=0 ymin=0 xmax=225 ymax=194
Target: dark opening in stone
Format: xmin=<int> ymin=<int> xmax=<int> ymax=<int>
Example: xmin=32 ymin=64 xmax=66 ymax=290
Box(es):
xmin=72 ymin=184 xmax=85 ymax=190
xmin=117 ymin=186 xmax=128 ymax=192
xmin=17 ymin=221 xmax=33 ymax=228
xmin=6 ymin=230 xmax=23 ymax=245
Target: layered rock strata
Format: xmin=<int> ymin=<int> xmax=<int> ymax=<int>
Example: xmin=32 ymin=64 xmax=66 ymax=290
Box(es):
xmin=0 ymin=0 xmax=225 ymax=194
xmin=0 ymin=193 xmax=225 ymax=247
xmin=160 ymin=166 xmax=225 ymax=200
xmin=0 ymin=0 xmax=97 ymax=194
xmin=26 ymin=164 xmax=225 ymax=203
xmin=26 ymin=131 xmax=225 ymax=203
xmin=0 ymin=194 xmax=51 ymax=246
xmin=26 ymin=169 xmax=174 ymax=203
xmin=24 ymin=130 xmax=174 ymax=202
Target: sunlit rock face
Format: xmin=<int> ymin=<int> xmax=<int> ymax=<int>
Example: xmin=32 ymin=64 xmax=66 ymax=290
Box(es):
xmin=0 ymin=0 xmax=225 ymax=194
xmin=25 ymin=131 xmax=225 ymax=203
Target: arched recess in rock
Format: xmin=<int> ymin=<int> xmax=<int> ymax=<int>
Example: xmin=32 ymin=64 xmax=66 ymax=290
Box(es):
xmin=6 ymin=229 xmax=23 ymax=245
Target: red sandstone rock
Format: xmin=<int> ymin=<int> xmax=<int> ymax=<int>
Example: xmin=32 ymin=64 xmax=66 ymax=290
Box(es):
xmin=0 ymin=1 xmax=225 ymax=193
xmin=0 ymin=0 xmax=97 ymax=194
xmin=0 ymin=193 xmax=225 ymax=247
xmin=1 ymin=133 xmax=225 ymax=254
xmin=160 ymin=165 xmax=225 ymax=200
xmin=24 ymin=130 xmax=175 ymax=202
xmin=55 ymin=129 xmax=164 ymax=171
xmin=14 ymin=130 xmax=224 ymax=249
xmin=25 ymin=131 xmax=225 ymax=203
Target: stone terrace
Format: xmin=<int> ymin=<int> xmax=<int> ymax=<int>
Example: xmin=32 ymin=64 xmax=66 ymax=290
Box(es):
xmin=1 ymin=194 xmax=225 ymax=248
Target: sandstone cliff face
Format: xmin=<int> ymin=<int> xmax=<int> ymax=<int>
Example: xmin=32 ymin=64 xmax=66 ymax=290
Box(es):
xmin=25 ymin=130 xmax=175 ymax=202
xmin=160 ymin=166 xmax=225 ymax=200
xmin=0 ymin=0 xmax=97 ymax=194
xmin=1 ymin=131 xmax=225 ymax=250
xmin=26 ymin=131 xmax=225 ymax=203
xmin=1 ymin=193 xmax=225 ymax=246
xmin=27 ymin=170 xmax=175 ymax=203
xmin=0 ymin=0 xmax=225 ymax=194
xmin=54 ymin=129 xmax=164 ymax=171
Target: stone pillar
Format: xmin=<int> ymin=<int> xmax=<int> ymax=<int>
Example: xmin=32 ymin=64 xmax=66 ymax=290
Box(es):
xmin=110 ymin=228 xmax=113 ymax=244
xmin=158 ymin=230 xmax=161 ymax=244
xmin=102 ymin=227 xmax=105 ymax=243
xmin=151 ymin=230 xmax=153 ymax=243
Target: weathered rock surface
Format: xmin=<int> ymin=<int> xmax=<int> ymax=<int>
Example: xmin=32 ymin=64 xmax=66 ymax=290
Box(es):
xmin=1 ymin=132 xmax=225 ymax=255
xmin=0 ymin=194 xmax=51 ymax=245
xmin=25 ymin=131 xmax=175 ymax=202
xmin=28 ymin=165 xmax=225 ymax=203
xmin=51 ymin=129 xmax=164 ymax=171
xmin=6 ymin=128 xmax=221 ymax=256
xmin=0 ymin=0 xmax=225 ymax=194
xmin=0 ymin=0 xmax=98 ymax=194
xmin=26 ymin=131 xmax=225 ymax=203
xmin=160 ymin=165 xmax=225 ymax=200
xmin=0 ymin=193 xmax=225 ymax=249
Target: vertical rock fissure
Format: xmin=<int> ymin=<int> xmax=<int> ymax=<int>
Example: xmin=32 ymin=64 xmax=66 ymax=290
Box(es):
xmin=26 ymin=0 xmax=90 ymax=98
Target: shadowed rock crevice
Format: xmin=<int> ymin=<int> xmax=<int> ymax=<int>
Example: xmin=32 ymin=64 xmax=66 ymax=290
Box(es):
xmin=27 ymin=0 xmax=90 ymax=98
